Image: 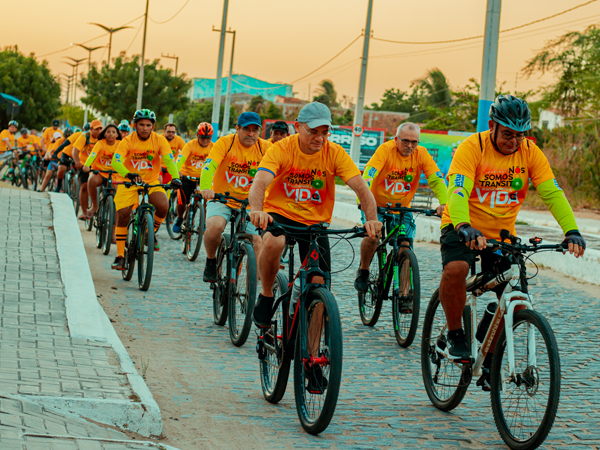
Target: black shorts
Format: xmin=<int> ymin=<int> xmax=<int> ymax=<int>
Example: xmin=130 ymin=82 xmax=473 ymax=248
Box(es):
xmin=78 ymin=169 xmax=89 ymax=184
xmin=59 ymin=154 xmax=72 ymax=168
xmin=267 ymin=213 xmax=331 ymax=274
xmin=178 ymin=177 xmax=199 ymax=205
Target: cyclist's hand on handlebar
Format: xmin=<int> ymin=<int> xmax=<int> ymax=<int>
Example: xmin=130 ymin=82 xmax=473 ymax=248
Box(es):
xmin=126 ymin=172 xmax=142 ymax=184
xmin=363 ymin=220 xmax=382 ymax=239
xmin=82 ymin=166 xmax=90 ymax=173
xmin=201 ymin=189 xmax=215 ymax=200
xmin=74 ymin=162 xmax=83 ymax=170
xmin=435 ymin=204 xmax=446 ymax=217
xmin=457 ymin=223 xmax=486 ymax=250
xmin=250 ymin=211 xmax=273 ymax=230
xmin=170 ymin=178 xmax=182 ymax=189
xmin=562 ymin=230 xmax=586 ymax=258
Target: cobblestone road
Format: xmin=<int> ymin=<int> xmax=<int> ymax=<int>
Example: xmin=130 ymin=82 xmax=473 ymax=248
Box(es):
xmin=85 ymin=219 xmax=600 ymax=450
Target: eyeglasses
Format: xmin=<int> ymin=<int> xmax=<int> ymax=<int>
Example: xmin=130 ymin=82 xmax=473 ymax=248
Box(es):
xmin=165 ymin=130 xmax=176 ymax=134
xmin=399 ymin=138 xmax=419 ymax=147
xmin=500 ymin=131 xmax=525 ymax=142
xmin=241 ymin=126 xmax=261 ymax=134
xmin=299 ymin=122 xmax=331 ymax=139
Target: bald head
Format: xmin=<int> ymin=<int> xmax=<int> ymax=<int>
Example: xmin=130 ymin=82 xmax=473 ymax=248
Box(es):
xmin=396 ymin=122 xmax=420 ymax=137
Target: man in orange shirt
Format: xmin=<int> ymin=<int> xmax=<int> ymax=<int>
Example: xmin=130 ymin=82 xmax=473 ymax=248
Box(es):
xmin=161 ymin=123 xmax=185 ymax=184
xmin=73 ymin=120 xmax=103 ymax=219
xmin=41 ymin=119 xmax=62 ymax=151
xmin=268 ymin=120 xmax=290 ymax=144
xmin=248 ymin=102 xmax=381 ymax=328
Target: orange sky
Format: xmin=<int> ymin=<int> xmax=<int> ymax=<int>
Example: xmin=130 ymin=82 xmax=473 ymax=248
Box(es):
xmin=4 ymin=0 xmax=600 ymax=107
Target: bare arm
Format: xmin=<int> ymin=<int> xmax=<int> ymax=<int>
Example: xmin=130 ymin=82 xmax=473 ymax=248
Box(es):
xmin=346 ymin=174 xmax=381 ymax=238
xmin=248 ymin=170 xmax=275 ymax=230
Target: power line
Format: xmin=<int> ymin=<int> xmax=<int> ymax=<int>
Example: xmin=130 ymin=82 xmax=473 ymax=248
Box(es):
xmin=371 ymin=0 xmax=598 ymax=45
xmin=126 ymin=22 xmax=144 ymax=52
xmin=149 ymin=0 xmax=190 ymax=24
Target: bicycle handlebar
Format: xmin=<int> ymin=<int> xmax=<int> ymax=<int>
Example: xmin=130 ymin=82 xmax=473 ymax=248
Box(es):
xmin=212 ymin=191 xmax=249 ymax=206
xmin=483 ymin=229 xmax=566 ymax=253
xmin=358 ymin=203 xmax=439 ymax=217
xmin=123 ymin=181 xmax=175 ymax=190
xmin=264 ymin=221 xmax=368 ymax=240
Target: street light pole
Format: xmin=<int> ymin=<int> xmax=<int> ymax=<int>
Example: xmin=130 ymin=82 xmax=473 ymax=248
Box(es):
xmin=136 ymin=0 xmax=150 ymax=110
xmin=476 ymin=0 xmax=502 ymax=132
xmin=63 ymin=57 xmax=85 ymax=106
xmin=161 ymin=53 xmax=179 ymax=76
xmin=73 ymin=44 xmax=104 ymax=124
xmin=89 ymin=23 xmax=133 ymax=67
xmin=211 ymin=0 xmax=229 ymax=141
xmin=350 ymin=0 xmax=373 ymax=165
xmin=212 ymin=28 xmax=235 ymax=135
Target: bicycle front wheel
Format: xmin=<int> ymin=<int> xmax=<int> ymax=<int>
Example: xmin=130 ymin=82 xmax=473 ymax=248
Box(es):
xmin=122 ymin=221 xmax=136 ymax=281
xmin=228 ymin=242 xmax=257 ymax=347
xmin=259 ymin=272 xmax=291 ymax=404
xmin=212 ymin=234 xmax=230 ymax=326
xmin=25 ymin=166 xmax=36 ymax=190
xmin=166 ymin=194 xmax=182 ymax=240
xmin=102 ymin=196 xmax=115 ymax=255
xmin=490 ymin=309 xmax=560 ymax=450
xmin=95 ymin=200 xmax=104 ymax=249
xmin=293 ymin=287 xmax=342 ymax=435
xmin=392 ymin=248 xmax=421 ymax=348
xmin=421 ymin=289 xmax=471 ymax=411
xmin=187 ymin=202 xmax=205 ymax=262
xmin=357 ymin=251 xmax=383 ymax=326
xmin=137 ymin=212 xmax=155 ymax=291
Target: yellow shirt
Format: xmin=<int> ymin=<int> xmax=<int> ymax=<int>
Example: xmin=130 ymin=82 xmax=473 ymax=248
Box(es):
xmin=366 ymin=140 xmax=441 ymax=208
xmin=42 ymin=127 xmax=62 ymax=150
xmin=17 ymin=135 xmax=41 ymax=155
xmin=441 ymin=130 xmax=555 ymax=240
xmin=61 ymin=131 xmax=82 ymax=158
xmin=50 ymin=138 xmax=66 ymax=158
xmin=259 ymin=134 xmax=361 ymax=225
xmin=0 ymin=130 xmax=16 ymax=153
xmin=161 ymin=135 xmax=186 ymax=168
xmin=85 ymin=139 xmax=121 ymax=179
xmin=178 ymin=139 xmax=213 ymax=178
xmin=112 ymin=131 xmax=173 ymax=183
xmin=73 ymin=132 xmax=98 ymax=163
xmin=207 ymin=134 xmax=270 ymax=205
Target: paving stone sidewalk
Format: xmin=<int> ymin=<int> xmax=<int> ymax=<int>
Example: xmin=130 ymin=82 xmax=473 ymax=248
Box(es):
xmin=0 ymin=188 xmax=171 ymax=450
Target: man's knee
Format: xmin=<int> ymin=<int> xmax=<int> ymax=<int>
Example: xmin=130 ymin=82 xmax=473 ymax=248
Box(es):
xmin=262 ymin=234 xmax=285 ymax=257
xmin=442 ymin=260 xmax=470 ymax=281
xmin=205 ymin=216 xmax=226 ymax=235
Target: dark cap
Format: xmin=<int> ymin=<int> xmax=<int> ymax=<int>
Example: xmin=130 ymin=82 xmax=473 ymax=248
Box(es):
xmin=237 ymin=112 xmax=262 ymax=128
xmin=52 ymin=119 xmax=59 ymax=127
xmin=271 ymin=121 xmax=289 ymax=133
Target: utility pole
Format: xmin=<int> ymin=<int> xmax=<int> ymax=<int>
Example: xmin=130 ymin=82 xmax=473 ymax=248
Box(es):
xmin=61 ymin=65 xmax=77 ymax=104
xmin=89 ymin=23 xmax=132 ymax=67
xmin=211 ymin=0 xmax=229 ymax=141
xmin=212 ymin=28 xmax=235 ymax=135
xmin=161 ymin=53 xmax=179 ymax=76
xmin=59 ymin=73 xmax=73 ymax=105
xmin=476 ymin=0 xmax=502 ymax=132
xmin=136 ymin=0 xmax=150 ymax=110
xmin=350 ymin=0 xmax=373 ymax=165
xmin=63 ymin=58 xmax=85 ymax=106
xmin=73 ymin=44 xmax=104 ymax=124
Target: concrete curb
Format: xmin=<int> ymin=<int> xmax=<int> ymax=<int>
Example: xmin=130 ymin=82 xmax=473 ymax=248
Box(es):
xmin=49 ymin=192 xmax=163 ymax=437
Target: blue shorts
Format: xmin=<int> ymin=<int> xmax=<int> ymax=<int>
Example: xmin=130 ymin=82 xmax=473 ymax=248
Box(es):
xmin=361 ymin=210 xmax=415 ymax=242
xmin=206 ymin=201 xmax=259 ymax=235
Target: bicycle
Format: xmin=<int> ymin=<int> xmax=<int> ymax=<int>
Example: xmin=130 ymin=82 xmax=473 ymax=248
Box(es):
xmin=421 ymin=229 xmax=563 ymax=450
xmin=166 ymin=191 xmax=182 ymax=241
xmin=177 ymin=176 xmax=205 ymax=262
xmin=0 ymin=147 xmax=27 ymax=187
xmin=86 ymin=170 xmax=118 ymax=255
xmin=121 ymin=181 xmax=174 ymax=291
xmin=255 ymin=222 xmax=367 ymax=435
xmin=358 ymin=203 xmax=437 ymax=348
xmin=21 ymin=152 xmax=43 ymax=190
xmin=210 ymin=192 xmax=257 ymax=347
xmin=64 ymin=161 xmax=80 ymax=213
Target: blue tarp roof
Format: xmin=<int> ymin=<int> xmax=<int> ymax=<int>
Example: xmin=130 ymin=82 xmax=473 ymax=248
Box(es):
xmin=0 ymin=93 xmax=23 ymax=105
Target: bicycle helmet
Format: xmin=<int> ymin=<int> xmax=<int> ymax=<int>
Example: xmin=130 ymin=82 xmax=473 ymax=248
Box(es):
xmin=120 ymin=119 xmax=129 ymax=124
xmin=489 ymin=95 xmax=531 ymax=132
xmin=8 ymin=120 xmax=18 ymax=127
xmin=196 ymin=122 xmax=214 ymax=138
xmin=132 ymin=109 xmax=156 ymax=123
xmin=83 ymin=123 xmax=91 ymax=131
xmin=118 ymin=122 xmax=131 ymax=132
xmin=64 ymin=127 xmax=73 ymax=138
xmin=73 ymin=127 xmax=81 ymax=133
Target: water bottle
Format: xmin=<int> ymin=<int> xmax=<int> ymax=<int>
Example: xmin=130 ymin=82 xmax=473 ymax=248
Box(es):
xmin=476 ymin=302 xmax=498 ymax=342
xmin=289 ymin=278 xmax=301 ymax=318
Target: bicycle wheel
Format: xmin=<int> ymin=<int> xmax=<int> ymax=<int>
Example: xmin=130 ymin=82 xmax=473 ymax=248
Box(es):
xmin=0 ymin=160 xmax=10 ymax=181
xmin=259 ymin=272 xmax=291 ymax=404
xmin=421 ymin=289 xmax=471 ymax=411
xmin=187 ymin=202 xmax=205 ymax=262
xmin=27 ymin=166 xmax=37 ymax=191
xmin=357 ymin=250 xmax=383 ymax=326
xmin=95 ymin=199 xmax=104 ymax=249
xmin=70 ymin=174 xmax=80 ymax=215
xmin=85 ymin=207 xmax=94 ymax=231
xmin=122 ymin=221 xmax=136 ymax=282
xmin=490 ymin=309 xmax=560 ymax=450
xmin=102 ymin=196 xmax=115 ymax=255
xmin=166 ymin=194 xmax=182 ymax=240
xmin=228 ymin=242 xmax=257 ymax=347
xmin=293 ymin=287 xmax=343 ymax=435
xmin=392 ymin=248 xmax=421 ymax=348
xmin=212 ymin=234 xmax=230 ymax=326
xmin=137 ymin=211 xmax=155 ymax=291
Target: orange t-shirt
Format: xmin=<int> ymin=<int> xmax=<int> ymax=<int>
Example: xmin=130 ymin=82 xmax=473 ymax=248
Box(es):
xmin=113 ymin=131 xmax=173 ymax=183
xmin=42 ymin=127 xmax=62 ymax=150
xmin=73 ymin=132 xmax=99 ymax=163
xmin=259 ymin=134 xmax=361 ymax=225
xmin=85 ymin=140 xmax=121 ymax=179
xmin=441 ymin=130 xmax=555 ymax=240
xmin=366 ymin=140 xmax=441 ymax=208
xmin=179 ymin=139 xmax=212 ymax=178
xmin=17 ymin=135 xmax=41 ymax=155
xmin=161 ymin=135 xmax=186 ymax=168
xmin=0 ymin=129 xmax=16 ymax=153
xmin=49 ymin=138 xmax=66 ymax=158
xmin=207 ymin=134 xmax=270 ymax=205
xmin=60 ymin=132 xmax=81 ymax=158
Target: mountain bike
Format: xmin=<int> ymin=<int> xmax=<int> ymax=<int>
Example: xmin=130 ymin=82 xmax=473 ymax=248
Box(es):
xmin=121 ymin=181 xmax=174 ymax=291
xmin=178 ymin=176 xmax=205 ymax=262
xmin=166 ymin=191 xmax=182 ymax=241
xmin=256 ymin=222 xmax=367 ymax=435
xmin=21 ymin=152 xmax=42 ymax=190
xmin=86 ymin=170 xmax=118 ymax=255
xmin=0 ymin=148 xmax=27 ymax=187
xmin=358 ymin=204 xmax=437 ymax=348
xmin=421 ymin=229 xmax=563 ymax=450
xmin=63 ymin=161 xmax=80 ymax=213
xmin=210 ymin=192 xmax=257 ymax=347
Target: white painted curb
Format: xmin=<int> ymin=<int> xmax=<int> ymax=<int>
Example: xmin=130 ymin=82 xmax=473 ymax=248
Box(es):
xmin=49 ymin=193 xmax=162 ymax=437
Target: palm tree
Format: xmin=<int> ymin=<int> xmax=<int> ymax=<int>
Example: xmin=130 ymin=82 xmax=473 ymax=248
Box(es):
xmin=313 ymin=80 xmax=338 ymax=107
xmin=413 ymin=68 xmax=452 ymax=109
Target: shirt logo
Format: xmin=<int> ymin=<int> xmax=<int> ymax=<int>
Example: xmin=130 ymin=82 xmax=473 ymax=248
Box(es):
xmin=455 ymin=174 xmax=465 ymax=187
xmin=283 ymin=183 xmax=323 ymax=204
xmin=475 ymin=188 xmax=519 ymax=208
xmin=435 ymin=171 xmax=444 ymax=179
xmin=553 ymin=179 xmax=562 ymax=191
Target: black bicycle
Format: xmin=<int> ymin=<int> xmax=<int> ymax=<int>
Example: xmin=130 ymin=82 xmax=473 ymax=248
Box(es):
xmin=64 ymin=161 xmax=80 ymax=212
xmin=166 ymin=190 xmax=182 ymax=241
xmin=0 ymin=147 xmax=27 ymax=187
xmin=86 ymin=170 xmax=118 ymax=255
xmin=210 ymin=192 xmax=257 ymax=347
xmin=121 ymin=181 xmax=173 ymax=291
xmin=21 ymin=151 xmax=43 ymax=190
xmin=178 ymin=176 xmax=205 ymax=262
xmin=256 ymin=222 xmax=367 ymax=435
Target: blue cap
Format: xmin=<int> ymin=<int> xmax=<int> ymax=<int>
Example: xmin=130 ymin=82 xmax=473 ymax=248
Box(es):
xmin=297 ymin=102 xmax=332 ymax=129
xmin=237 ymin=112 xmax=262 ymax=128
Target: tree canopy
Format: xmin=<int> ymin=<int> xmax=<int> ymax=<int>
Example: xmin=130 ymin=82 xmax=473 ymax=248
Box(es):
xmin=313 ymin=80 xmax=338 ymax=107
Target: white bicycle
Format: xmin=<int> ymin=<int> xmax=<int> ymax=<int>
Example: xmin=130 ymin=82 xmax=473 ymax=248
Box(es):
xmin=422 ymin=229 xmax=563 ymax=450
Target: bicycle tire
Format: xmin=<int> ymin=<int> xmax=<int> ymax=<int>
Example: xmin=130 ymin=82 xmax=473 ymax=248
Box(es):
xmin=138 ymin=211 xmax=155 ymax=291
xmin=293 ymin=287 xmax=343 ymax=435
xmin=213 ymin=234 xmax=230 ymax=326
xmin=490 ymin=309 xmax=560 ymax=450
xmin=0 ymin=161 xmax=10 ymax=181
xmin=357 ymin=250 xmax=384 ymax=326
xmin=95 ymin=198 xmax=104 ymax=249
xmin=228 ymin=242 xmax=257 ymax=347
xmin=392 ymin=249 xmax=421 ymax=348
xmin=102 ymin=195 xmax=115 ymax=255
xmin=21 ymin=167 xmax=29 ymax=190
xmin=187 ymin=201 xmax=205 ymax=262
xmin=259 ymin=272 xmax=291 ymax=404
xmin=26 ymin=166 xmax=37 ymax=191
xmin=421 ymin=289 xmax=471 ymax=411
xmin=85 ymin=208 xmax=94 ymax=231
xmin=122 ymin=221 xmax=136 ymax=282
xmin=166 ymin=194 xmax=182 ymax=240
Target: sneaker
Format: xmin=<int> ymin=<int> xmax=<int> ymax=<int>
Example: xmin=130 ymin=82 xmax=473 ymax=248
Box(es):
xmin=477 ymin=368 xmax=491 ymax=392
xmin=354 ymin=269 xmax=370 ymax=293
xmin=253 ymin=294 xmax=274 ymax=328
xmin=305 ymin=364 xmax=328 ymax=394
xmin=111 ymin=256 xmax=125 ymax=271
xmin=203 ymin=258 xmax=217 ymax=282
xmin=154 ymin=237 xmax=160 ymax=252
xmin=173 ymin=217 xmax=183 ymax=233
xmin=447 ymin=329 xmax=471 ymax=361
